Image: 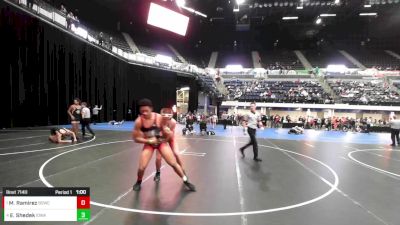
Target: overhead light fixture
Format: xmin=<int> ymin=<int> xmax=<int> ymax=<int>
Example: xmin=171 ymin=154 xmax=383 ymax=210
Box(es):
xmin=359 ymin=12 xmax=377 ymax=16
xmin=233 ymin=7 xmax=239 ymax=12
xmin=181 ymin=5 xmax=208 ymax=17
xmin=176 ymin=0 xmax=185 ymax=7
xmin=225 ymin=65 xmax=243 ymax=72
xmin=179 ymin=87 xmax=190 ymax=91
xmin=315 ymin=17 xmax=322 ymax=24
xmin=282 ymin=16 xmax=299 ymax=20
xmin=320 ymin=13 xmax=337 ymax=17
xmin=195 ymin=11 xmax=208 ymax=17
xmin=364 ymin=4 xmax=372 ymax=7
xmin=236 ymin=0 xmax=245 ymax=5
xmin=296 ymin=5 xmax=304 ymax=9
xmin=335 ymin=0 xmax=340 ymax=4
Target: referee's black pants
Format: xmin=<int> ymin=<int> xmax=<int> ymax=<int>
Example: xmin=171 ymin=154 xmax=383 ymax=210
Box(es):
xmin=81 ymin=118 xmax=95 ymax=136
xmin=391 ymin=128 xmax=399 ymax=145
xmin=241 ymin=127 xmax=258 ymax=159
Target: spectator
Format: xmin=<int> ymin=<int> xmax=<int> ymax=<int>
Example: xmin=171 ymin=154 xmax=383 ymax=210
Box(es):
xmin=98 ymin=32 xmax=104 ymax=46
xmin=60 ymin=4 xmax=67 ymax=14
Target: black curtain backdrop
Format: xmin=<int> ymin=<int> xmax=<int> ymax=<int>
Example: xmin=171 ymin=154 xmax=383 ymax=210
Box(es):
xmin=0 ymin=3 xmax=192 ymax=128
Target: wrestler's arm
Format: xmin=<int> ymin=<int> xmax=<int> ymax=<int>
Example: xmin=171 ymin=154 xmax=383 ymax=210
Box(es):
xmin=67 ymin=105 xmax=75 ymax=120
xmin=133 ymin=117 xmax=157 ymax=144
xmin=162 ymin=119 xmax=176 ymax=142
xmin=57 ymin=132 xmax=72 ymax=143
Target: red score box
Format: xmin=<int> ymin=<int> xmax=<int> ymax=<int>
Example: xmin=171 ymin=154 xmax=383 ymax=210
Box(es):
xmin=77 ymin=196 xmax=90 ymax=209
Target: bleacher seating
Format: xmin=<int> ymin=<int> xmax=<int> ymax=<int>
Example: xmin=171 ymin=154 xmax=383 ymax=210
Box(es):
xmin=224 ymin=79 xmax=332 ymax=103
xmin=136 ymin=44 xmax=182 ymax=63
xmin=392 ymin=82 xmax=400 ymax=90
xmin=171 ymin=44 xmax=209 ymax=68
xmin=198 ymin=74 xmax=220 ymax=96
xmin=260 ymin=50 xmax=304 ymax=70
xmin=216 ymin=51 xmax=252 ymax=68
xmin=328 ymin=79 xmax=400 ymax=106
xmin=347 ymin=49 xmax=400 ymax=69
xmin=303 ymin=50 xmax=356 ymax=68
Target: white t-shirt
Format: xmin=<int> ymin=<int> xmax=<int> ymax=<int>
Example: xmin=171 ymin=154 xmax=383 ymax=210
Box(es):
xmin=92 ymin=106 xmax=102 ymax=115
xmin=390 ymin=119 xmax=400 ymax=129
xmin=82 ymin=107 xmax=91 ymax=119
xmin=246 ymin=111 xmax=260 ymax=129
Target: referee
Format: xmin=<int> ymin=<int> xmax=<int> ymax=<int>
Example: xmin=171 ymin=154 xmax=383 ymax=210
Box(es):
xmin=239 ymin=102 xmax=263 ymax=162
xmin=389 ymin=115 xmax=400 ymax=146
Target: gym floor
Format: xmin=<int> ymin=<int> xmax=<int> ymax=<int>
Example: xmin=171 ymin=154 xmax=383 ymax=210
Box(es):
xmin=0 ymin=124 xmax=399 ymax=225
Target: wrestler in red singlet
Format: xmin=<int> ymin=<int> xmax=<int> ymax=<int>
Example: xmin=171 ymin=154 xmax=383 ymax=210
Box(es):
xmin=132 ymin=99 xmax=195 ymax=191
xmin=154 ymin=108 xmax=185 ymax=182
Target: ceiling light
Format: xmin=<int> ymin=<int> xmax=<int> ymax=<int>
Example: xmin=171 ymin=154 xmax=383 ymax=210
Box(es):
xmin=359 ymin=12 xmax=378 ymax=16
xmin=176 ymin=0 xmax=185 ymax=7
xmin=320 ymin=13 xmax=337 ymax=17
xmin=282 ymin=16 xmax=299 ymax=20
xmin=364 ymin=4 xmax=372 ymax=7
xmin=315 ymin=17 xmax=322 ymax=24
xmin=236 ymin=0 xmax=245 ymax=5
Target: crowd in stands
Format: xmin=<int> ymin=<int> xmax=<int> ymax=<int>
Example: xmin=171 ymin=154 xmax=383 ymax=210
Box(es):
xmin=197 ymin=73 xmax=221 ymax=97
xmin=328 ymin=80 xmax=400 ymax=106
xmin=265 ymin=61 xmax=300 ymax=72
xmin=224 ymin=79 xmax=334 ymax=103
xmin=372 ymin=65 xmax=400 ymax=71
xmin=263 ymin=115 xmax=388 ymax=133
xmin=178 ymin=111 xmax=389 ymax=134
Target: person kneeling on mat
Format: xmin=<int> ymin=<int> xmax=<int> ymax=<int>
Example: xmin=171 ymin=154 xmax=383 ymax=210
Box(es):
xmin=132 ymin=99 xmax=196 ymax=192
xmin=48 ymin=128 xmax=77 ymax=143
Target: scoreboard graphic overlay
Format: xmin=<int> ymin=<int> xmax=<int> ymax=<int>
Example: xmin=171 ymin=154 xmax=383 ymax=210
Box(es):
xmin=2 ymin=187 xmax=90 ymax=222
